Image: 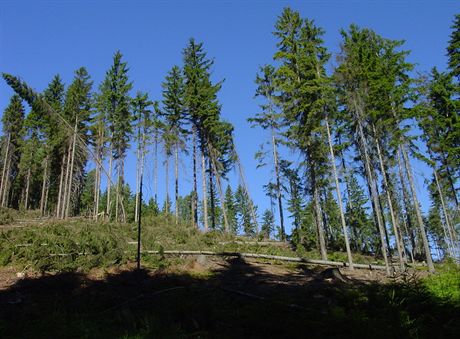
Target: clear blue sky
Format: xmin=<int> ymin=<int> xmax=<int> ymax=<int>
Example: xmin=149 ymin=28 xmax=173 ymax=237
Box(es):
xmin=0 ymin=0 xmax=457 ymax=231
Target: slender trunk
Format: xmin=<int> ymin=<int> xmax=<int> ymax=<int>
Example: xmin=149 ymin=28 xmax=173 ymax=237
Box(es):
xmin=115 ymin=162 xmax=120 ymax=222
xmin=401 ymin=145 xmax=435 ymax=272
xmin=271 ymin=128 xmax=285 ymax=241
xmin=44 ymin=177 xmax=49 ymax=216
xmin=106 ymin=144 xmax=113 ymax=221
xmin=24 ymin=167 xmax=31 ymax=210
xmin=325 ymin=117 xmax=353 ymax=269
xmin=119 ymin=158 xmax=127 ymax=223
xmin=397 ymin=150 xmax=416 ymax=262
xmin=434 ymin=168 xmax=458 ymax=259
xmin=314 ymin=185 xmax=328 ymax=260
xmin=192 ymin=126 xmax=198 ymax=227
xmin=61 ymin=141 xmax=72 ymax=219
xmin=201 ymin=152 xmax=208 ymax=231
xmin=154 ymin=131 xmax=158 ymax=205
xmin=165 ymin=154 xmax=169 ymax=214
xmin=373 ymin=125 xmax=405 ymax=270
xmin=209 ymin=160 xmax=216 ymax=230
xmin=135 ymin=142 xmax=140 ymax=223
xmin=0 ymin=133 xmax=11 ymax=205
xmin=56 ymin=154 xmax=65 ymax=217
xmin=175 ymin=142 xmax=179 ymax=223
xmin=65 ymin=119 xmax=78 ymax=219
xmin=95 ymin=126 xmax=104 ymax=220
xmin=40 ymin=156 xmax=49 ymax=216
xmin=356 ymin=120 xmax=390 ymax=275
xmin=210 ymin=156 xmax=229 ymax=232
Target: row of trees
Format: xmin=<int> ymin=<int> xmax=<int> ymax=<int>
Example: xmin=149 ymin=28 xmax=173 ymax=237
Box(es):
xmin=249 ymin=9 xmax=459 ymax=273
xmin=0 ymin=39 xmax=259 ymax=233
xmin=0 ymin=8 xmax=458 ymax=273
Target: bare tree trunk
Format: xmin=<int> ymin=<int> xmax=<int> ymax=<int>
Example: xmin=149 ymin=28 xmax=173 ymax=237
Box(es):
xmin=397 ymin=150 xmax=416 ymax=262
xmin=24 ymin=167 xmax=31 ymax=210
xmin=65 ymin=119 xmax=78 ymax=219
xmin=165 ymin=154 xmax=169 ymax=214
xmin=400 ymin=145 xmax=435 ymax=272
xmin=314 ymin=185 xmax=328 ymax=260
xmin=209 ymin=160 xmax=216 ymax=229
xmin=115 ymin=162 xmax=120 ymax=222
xmin=192 ymin=126 xmax=198 ymax=227
xmin=210 ymin=156 xmax=229 ymax=233
xmin=373 ymin=125 xmax=405 ymax=271
xmin=61 ymin=142 xmax=72 ymax=219
xmin=201 ymin=152 xmax=208 ymax=231
xmin=175 ymin=142 xmax=179 ymax=223
xmin=135 ymin=143 xmax=140 ymax=223
xmin=356 ymin=120 xmax=390 ymax=275
xmin=94 ymin=127 xmax=104 ymax=221
xmin=106 ymin=144 xmax=113 ymax=221
xmin=271 ymin=128 xmax=285 ymax=240
xmin=325 ymin=117 xmax=354 ymax=269
xmin=119 ymin=159 xmax=127 ymax=223
xmin=154 ymin=131 xmax=158 ymax=205
xmin=0 ymin=133 xmax=11 ymax=205
xmin=40 ymin=156 xmax=49 ymax=216
xmin=56 ymin=154 xmax=66 ymax=217
xmin=434 ymin=168 xmax=458 ymax=259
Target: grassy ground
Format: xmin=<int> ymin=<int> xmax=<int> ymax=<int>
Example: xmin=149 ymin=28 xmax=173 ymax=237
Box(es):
xmin=0 ymin=213 xmax=459 ymax=338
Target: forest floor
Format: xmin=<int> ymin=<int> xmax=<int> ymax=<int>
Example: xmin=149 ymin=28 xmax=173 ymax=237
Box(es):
xmin=0 ymin=212 xmax=459 ymax=338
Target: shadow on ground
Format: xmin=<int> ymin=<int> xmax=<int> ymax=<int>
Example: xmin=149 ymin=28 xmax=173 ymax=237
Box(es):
xmin=0 ymin=256 xmax=458 ymax=338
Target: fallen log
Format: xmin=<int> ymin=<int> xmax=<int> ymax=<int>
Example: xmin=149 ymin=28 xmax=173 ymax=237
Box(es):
xmin=142 ymin=250 xmax=392 ymax=271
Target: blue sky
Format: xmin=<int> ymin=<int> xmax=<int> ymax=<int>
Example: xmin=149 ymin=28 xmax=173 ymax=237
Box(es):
xmin=0 ymin=0 xmax=457 ymax=231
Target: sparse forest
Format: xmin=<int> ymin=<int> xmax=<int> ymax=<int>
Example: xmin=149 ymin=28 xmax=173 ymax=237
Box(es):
xmin=0 ymin=6 xmax=459 ymax=339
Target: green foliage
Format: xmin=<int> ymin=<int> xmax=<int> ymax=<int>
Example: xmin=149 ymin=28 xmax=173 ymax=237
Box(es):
xmin=423 ymin=262 xmax=460 ymax=302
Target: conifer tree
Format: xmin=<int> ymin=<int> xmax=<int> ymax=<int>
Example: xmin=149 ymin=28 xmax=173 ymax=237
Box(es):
xmin=101 ymin=51 xmax=133 ymax=222
xmin=161 ymin=65 xmax=186 ymax=223
xmin=250 ymin=64 xmax=286 ymax=240
xmin=0 ymin=95 xmax=25 ymax=207
xmin=132 ymin=92 xmax=153 ymax=222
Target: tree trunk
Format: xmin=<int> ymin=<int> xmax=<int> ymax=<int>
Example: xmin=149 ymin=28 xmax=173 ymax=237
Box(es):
xmin=135 ymin=142 xmax=140 ymax=223
xmin=24 ymin=167 xmax=31 ymax=210
xmin=314 ymin=185 xmax=328 ymax=261
xmin=56 ymin=153 xmax=66 ymax=217
xmin=65 ymin=119 xmax=78 ymax=219
xmin=106 ymin=144 xmax=113 ymax=221
xmin=356 ymin=120 xmax=390 ymax=275
xmin=373 ymin=125 xmax=405 ymax=270
xmin=209 ymin=160 xmax=216 ymax=230
xmin=175 ymin=142 xmax=179 ymax=223
xmin=397 ymin=150 xmax=416 ymax=262
xmin=192 ymin=126 xmax=198 ymax=227
xmin=325 ymin=117 xmax=354 ymax=269
xmin=61 ymin=141 xmax=72 ymax=219
xmin=154 ymin=130 xmax=158 ymax=205
xmin=271 ymin=128 xmax=285 ymax=240
xmin=119 ymin=158 xmax=127 ymax=223
xmin=201 ymin=152 xmax=208 ymax=231
xmin=165 ymin=154 xmax=169 ymax=214
xmin=40 ymin=156 xmax=49 ymax=216
xmin=115 ymin=162 xmax=120 ymax=222
xmin=211 ymin=159 xmax=229 ymax=233
xmin=400 ymin=145 xmax=435 ymax=272
xmin=0 ymin=133 xmax=11 ymax=206
xmin=434 ymin=168 xmax=458 ymax=259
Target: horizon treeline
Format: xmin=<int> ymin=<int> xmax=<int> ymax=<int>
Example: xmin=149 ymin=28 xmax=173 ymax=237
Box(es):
xmin=0 ymin=8 xmax=459 ymax=273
